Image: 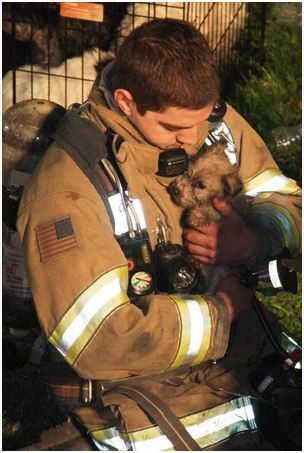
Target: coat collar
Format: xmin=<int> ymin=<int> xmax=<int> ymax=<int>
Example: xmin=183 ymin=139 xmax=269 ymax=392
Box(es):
xmin=88 ymin=62 xmax=209 ymax=177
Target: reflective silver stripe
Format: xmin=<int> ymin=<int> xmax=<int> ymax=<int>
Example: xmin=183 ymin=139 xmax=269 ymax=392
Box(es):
xmin=90 ymin=396 xmax=257 ymax=451
xmin=169 ymin=295 xmax=211 ymax=369
xmin=186 ymin=299 xmax=205 ymax=361
xmin=131 ymin=403 xmax=256 ymax=450
xmin=59 ymin=279 xmax=122 ymax=353
xmin=268 ymin=260 xmax=283 ymax=288
xmin=245 ymin=169 xmax=300 ymax=197
xmin=108 ymin=191 xmax=146 ymax=236
xmin=91 ymin=426 xmax=130 ymax=451
xmin=49 ymin=266 xmax=129 ymax=364
xmin=205 ymin=121 xmax=237 ymax=164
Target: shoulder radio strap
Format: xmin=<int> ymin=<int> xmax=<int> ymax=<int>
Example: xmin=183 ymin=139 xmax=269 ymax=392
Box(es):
xmin=50 ymin=107 xmax=116 ymax=228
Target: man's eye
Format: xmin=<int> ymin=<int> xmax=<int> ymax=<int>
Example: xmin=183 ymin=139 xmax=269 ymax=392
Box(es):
xmin=164 ymin=125 xmax=178 ymax=132
xmin=194 ymin=181 xmax=205 ymax=189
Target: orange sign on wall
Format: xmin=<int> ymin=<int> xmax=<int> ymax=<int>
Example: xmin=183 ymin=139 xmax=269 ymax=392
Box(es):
xmin=60 ymin=3 xmax=104 ymax=23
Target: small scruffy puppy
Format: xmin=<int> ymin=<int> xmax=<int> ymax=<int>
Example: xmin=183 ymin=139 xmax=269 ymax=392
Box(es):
xmin=167 ymin=140 xmax=244 ymax=294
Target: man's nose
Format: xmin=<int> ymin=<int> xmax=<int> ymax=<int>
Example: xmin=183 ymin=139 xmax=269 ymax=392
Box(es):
xmin=176 ymin=127 xmax=197 ymax=146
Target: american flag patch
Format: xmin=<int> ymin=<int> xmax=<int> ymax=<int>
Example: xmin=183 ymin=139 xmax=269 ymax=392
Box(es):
xmin=36 ymin=216 xmax=78 ymax=261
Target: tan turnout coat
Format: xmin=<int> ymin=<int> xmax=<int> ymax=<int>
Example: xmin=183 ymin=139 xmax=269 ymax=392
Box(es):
xmin=17 ymin=80 xmax=301 ymax=450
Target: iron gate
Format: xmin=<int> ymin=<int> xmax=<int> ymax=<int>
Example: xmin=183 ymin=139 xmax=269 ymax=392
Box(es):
xmin=3 ymin=2 xmax=267 ymax=110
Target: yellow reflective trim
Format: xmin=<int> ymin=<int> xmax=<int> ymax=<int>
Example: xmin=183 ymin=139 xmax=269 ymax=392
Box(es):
xmin=191 ymin=296 xmax=212 ymax=366
xmin=49 ymin=265 xmax=129 ymax=359
xmin=249 ymin=185 xmax=301 ymax=199
xmin=169 ymin=295 xmax=211 ymax=370
xmin=245 ymin=168 xmax=282 ymax=189
xmin=244 ymin=168 xmax=301 ymax=197
xmin=89 ymin=397 xmax=256 ymax=451
xmin=169 ymin=295 xmax=191 ymax=370
xmin=65 ymin=291 xmax=129 ymax=365
xmin=126 ymin=396 xmax=256 ymax=450
xmin=91 ymin=426 xmax=121 ymax=442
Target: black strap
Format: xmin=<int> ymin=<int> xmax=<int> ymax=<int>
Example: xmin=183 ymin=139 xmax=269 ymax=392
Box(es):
xmin=51 ymin=108 xmax=115 ymax=227
xmin=112 ymin=385 xmax=202 ymax=451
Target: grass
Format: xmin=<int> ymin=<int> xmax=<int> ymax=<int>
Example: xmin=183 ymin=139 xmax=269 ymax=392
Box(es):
xmin=260 ymin=274 xmax=302 ymax=344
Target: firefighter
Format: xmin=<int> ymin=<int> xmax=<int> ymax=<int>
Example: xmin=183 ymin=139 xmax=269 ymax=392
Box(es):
xmin=17 ymin=19 xmax=301 ymax=450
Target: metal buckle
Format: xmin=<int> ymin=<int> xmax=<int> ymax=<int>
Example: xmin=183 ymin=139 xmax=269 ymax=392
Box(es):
xmin=82 ymin=379 xmax=93 ymax=403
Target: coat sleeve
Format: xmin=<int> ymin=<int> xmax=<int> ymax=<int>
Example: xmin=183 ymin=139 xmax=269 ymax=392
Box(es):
xmin=225 ymin=106 xmax=301 ymax=261
xmin=17 ymin=180 xmax=230 ymax=380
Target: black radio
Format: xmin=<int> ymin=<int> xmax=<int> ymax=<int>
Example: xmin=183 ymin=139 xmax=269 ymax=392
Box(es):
xmin=119 ymin=231 xmax=156 ymax=298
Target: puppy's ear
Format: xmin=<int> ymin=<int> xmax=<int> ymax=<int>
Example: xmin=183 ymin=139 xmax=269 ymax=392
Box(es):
xmin=221 ymin=173 xmax=243 ymax=198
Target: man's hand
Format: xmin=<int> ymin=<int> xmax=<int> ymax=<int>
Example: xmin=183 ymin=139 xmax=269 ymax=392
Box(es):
xmin=183 ymin=198 xmax=259 ymax=266
xmin=216 ymin=273 xmax=254 ymax=322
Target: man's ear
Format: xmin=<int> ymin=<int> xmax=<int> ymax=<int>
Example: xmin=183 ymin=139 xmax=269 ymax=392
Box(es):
xmin=114 ymin=89 xmax=135 ymax=117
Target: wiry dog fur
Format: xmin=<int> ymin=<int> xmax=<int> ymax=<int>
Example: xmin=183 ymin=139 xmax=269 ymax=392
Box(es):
xmin=168 ymin=140 xmax=243 ymax=227
xmin=168 ymin=140 xmax=244 ymax=294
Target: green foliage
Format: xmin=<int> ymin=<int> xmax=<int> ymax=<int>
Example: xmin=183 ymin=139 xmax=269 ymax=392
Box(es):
xmin=259 ymin=274 xmax=302 ymax=343
xmin=269 ymin=143 xmax=301 ymax=184
xmin=227 ymin=23 xmax=301 ymax=138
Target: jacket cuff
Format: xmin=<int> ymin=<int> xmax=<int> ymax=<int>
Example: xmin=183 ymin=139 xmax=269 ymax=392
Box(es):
xmin=206 ymin=295 xmax=231 ymax=360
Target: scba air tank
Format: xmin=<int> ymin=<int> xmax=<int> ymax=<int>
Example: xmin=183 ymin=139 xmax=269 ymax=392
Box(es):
xmin=3 ymin=99 xmax=66 ymax=328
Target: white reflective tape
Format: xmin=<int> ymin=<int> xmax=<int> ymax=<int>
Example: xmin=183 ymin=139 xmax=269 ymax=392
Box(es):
xmin=185 ymin=299 xmax=205 ymax=362
xmin=131 ymin=403 xmax=256 ymax=450
xmin=188 ymin=404 xmax=255 ymax=439
xmin=257 ymin=375 xmax=274 ymax=394
xmin=108 ymin=192 xmax=146 ymax=236
xmin=205 ymin=122 xmax=237 ymax=164
xmin=170 ymin=294 xmax=211 ymax=368
xmin=57 ymin=278 xmax=122 ymax=355
xmin=268 ymin=260 xmax=283 ymax=289
xmin=246 ymin=174 xmax=291 ymax=197
xmin=92 ymin=431 xmax=130 ymax=451
xmin=132 ymin=432 xmax=171 ymax=451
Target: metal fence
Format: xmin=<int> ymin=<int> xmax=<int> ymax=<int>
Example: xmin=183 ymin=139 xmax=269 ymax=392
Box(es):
xmin=3 ymin=2 xmax=267 ymax=110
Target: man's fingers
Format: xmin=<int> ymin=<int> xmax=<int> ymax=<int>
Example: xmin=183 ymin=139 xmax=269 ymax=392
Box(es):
xmin=183 ymin=224 xmax=218 ymax=241
xmin=212 ymin=197 xmax=233 ymax=215
xmin=186 ymin=241 xmax=216 ymax=257
xmin=191 ymin=254 xmax=217 ymax=265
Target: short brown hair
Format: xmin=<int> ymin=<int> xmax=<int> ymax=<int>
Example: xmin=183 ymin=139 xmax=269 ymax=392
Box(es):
xmin=113 ymin=18 xmax=220 ymax=114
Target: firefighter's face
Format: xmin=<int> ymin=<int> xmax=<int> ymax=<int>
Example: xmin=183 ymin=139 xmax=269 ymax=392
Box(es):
xmin=114 ymin=89 xmax=213 ymax=151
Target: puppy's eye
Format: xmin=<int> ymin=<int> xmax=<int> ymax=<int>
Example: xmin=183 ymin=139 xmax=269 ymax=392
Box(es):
xmin=194 ymin=181 xmax=205 ymax=189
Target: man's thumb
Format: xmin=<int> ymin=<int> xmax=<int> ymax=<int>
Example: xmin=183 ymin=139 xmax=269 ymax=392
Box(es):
xmin=212 ymin=197 xmax=232 ymax=215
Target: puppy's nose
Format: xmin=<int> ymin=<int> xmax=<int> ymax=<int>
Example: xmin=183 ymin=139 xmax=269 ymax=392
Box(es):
xmin=168 ymin=183 xmax=180 ymax=197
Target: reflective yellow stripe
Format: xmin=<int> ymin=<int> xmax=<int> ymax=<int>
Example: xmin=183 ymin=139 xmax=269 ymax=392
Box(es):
xmin=90 ymin=396 xmax=257 ymax=451
xmin=169 ymin=295 xmax=211 ymax=369
xmin=244 ymin=168 xmax=301 ymax=198
xmin=49 ymin=265 xmax=129 ymax=365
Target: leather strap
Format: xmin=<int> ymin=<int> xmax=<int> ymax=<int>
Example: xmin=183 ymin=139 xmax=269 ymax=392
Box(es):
xmin=42 ymin=361 xmax=211 ymax=401
xmin=111 ymin=384 xmax=202 ymax=451
xmin=51 ymin=107 xmax=116 ymax=228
